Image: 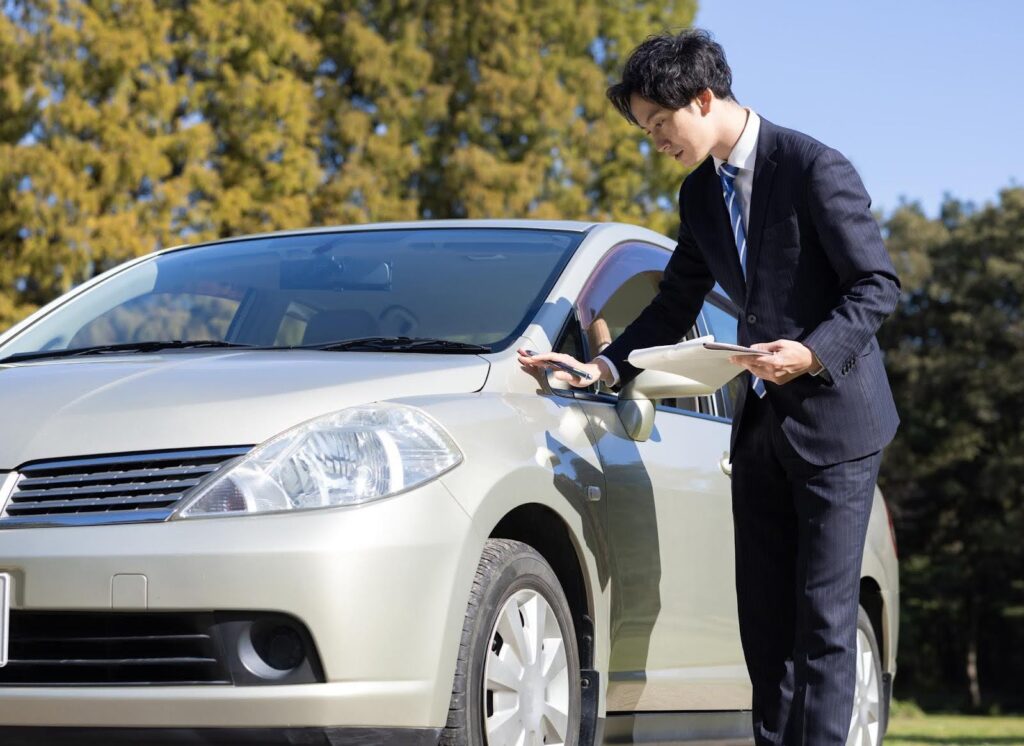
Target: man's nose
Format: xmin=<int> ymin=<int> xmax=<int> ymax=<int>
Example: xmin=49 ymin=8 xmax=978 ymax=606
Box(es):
xmin=655 ymin=138 xmax=672 ymax=153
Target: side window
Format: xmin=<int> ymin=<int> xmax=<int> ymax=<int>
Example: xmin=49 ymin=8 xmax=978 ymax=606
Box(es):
xmin=552 ymin=311 xmax=592 ymax=394
xmin=554 ymin=314 xmax=585 ymax=362
xmin=701 ymin=296 xmax=742 ymax=420
xmin=661 ymin=324 xmax=704 ymax=414
xmin=576 ymin=242 xmax=712 ymax=413
xmin=582 ymin=271 xmax=662 ymax=366
xmin=577 ymin=244 xmax=664 ymax=398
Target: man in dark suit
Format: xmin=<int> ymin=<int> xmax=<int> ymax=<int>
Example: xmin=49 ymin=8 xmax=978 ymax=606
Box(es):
xmin=518 ymin=28 xmax=900 ymax=746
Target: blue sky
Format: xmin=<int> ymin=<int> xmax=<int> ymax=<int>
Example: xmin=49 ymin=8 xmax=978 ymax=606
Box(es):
xmin=692 ymin=0 xmax=1023 ymax=217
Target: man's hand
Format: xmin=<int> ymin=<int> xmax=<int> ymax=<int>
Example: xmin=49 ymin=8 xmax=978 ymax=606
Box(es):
xmin=729 ymin=339 xmax=822 ymax=386
xmin=517 ymin=348 xmax=610 ymax=388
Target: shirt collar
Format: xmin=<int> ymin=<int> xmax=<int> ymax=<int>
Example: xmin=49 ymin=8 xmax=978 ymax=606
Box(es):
xmin=712 ymin=109 xmax=760 ymax=175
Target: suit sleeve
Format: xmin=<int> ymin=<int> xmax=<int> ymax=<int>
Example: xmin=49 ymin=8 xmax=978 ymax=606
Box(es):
xmin=595 ymin=184 xmax=714 ymax=388
xmin=800 ymin=148 xmax=901 ymax=382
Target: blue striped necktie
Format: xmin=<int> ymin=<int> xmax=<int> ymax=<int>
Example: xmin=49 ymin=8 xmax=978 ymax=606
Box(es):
xmin=719 ymin=162 xmax=766 ymax=398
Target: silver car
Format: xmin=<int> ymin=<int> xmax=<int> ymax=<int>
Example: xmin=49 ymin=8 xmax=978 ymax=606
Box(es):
xmin=0 ymin=220 xmax=898 ymax=746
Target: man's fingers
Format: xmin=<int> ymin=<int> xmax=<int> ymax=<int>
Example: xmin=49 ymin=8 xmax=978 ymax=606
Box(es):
xmin=518 ymin=348 xmax=577 ymax=367
xmin=518 ymin=350 xmax=555 ymax=367
xmin=744 ymin=359 xmax=777 ymax=375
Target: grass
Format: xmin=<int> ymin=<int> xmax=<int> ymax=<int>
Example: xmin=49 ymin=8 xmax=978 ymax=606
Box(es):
xmin=886 ymin=703 xmax=1024 ymax=745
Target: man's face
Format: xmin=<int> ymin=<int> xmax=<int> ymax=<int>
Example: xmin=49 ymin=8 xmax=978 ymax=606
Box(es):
xmin=629 ymin=92 xmax=715 ymax=169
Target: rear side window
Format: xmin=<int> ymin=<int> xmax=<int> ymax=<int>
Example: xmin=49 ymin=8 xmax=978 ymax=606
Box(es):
xmin=701 ymin=297 xmax=742 ymax=420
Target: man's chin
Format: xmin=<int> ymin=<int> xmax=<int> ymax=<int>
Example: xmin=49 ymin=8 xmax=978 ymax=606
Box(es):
xmin=674 ymin=150 xmax=703 ymax=168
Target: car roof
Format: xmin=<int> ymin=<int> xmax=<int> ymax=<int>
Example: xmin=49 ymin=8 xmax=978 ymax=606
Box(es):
xmin=161 ymin=219 xmax=603 ymax=254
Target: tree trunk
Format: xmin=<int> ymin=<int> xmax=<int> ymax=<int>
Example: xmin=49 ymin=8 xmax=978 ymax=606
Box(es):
xmin=966 ymin=594 xmax=982 ymax=710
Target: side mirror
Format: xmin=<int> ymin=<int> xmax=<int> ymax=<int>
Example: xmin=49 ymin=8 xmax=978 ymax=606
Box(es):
xmin=615 ymin=396 xmax=656 ymax=442
xmin=615 ymin=369 xmax=720 ymax=442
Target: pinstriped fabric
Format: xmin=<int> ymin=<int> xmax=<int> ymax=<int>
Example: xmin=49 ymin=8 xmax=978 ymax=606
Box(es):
xmin=599 ymin=116 xmax=901 ymax=465
xmin=732 ymin=393 xmax=881 ymax=745
xmin=596 ymin=114 xmax=901 ymax=746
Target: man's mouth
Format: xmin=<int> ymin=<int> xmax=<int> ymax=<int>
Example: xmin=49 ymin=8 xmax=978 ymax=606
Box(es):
xmin=673 ymin=148 xmax=684 ymax=161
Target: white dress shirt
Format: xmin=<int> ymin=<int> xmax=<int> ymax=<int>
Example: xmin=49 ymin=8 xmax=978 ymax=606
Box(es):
xmin=712 ymin=108 xmax=760 ymax=234
xmin=594 ymin=110 xmax=761 ymax=386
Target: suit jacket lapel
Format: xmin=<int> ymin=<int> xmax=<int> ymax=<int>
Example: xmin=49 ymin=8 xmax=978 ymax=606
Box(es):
xmin=744 ymin=118 xmax=779 ymax=295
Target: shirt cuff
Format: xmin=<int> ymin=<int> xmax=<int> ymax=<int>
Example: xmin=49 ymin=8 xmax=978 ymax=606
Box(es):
xmin=594 ymin=354 xmax=619 ymax=386
xmin=808 ymin=351 xmax=825 ymax=376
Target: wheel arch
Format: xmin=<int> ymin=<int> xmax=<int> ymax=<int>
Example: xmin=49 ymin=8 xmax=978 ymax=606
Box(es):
xmin=488 ymin=502 xmax=595 ymax=671
xmin=859 ymin=575 xmax=886 ymax=667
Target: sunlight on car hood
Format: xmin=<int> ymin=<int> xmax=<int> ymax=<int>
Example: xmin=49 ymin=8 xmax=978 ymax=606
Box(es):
xmin=0 ymin=350 xmax=489 ymax=469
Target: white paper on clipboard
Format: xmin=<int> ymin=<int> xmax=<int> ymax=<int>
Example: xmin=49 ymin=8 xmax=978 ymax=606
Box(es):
xmin=626 ymin=335 xmax=770 ymax=390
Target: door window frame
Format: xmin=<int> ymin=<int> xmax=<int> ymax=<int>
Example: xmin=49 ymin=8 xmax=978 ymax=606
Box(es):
xmin=552 ymin=240 xmax=736 ymax=424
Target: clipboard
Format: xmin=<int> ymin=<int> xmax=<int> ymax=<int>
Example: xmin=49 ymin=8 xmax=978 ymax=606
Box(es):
xmin=627 ymin=335 xmax=770 ymax=389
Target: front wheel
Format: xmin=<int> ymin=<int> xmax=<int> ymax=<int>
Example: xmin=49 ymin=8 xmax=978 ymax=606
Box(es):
xmin=847 ymin=605 xmax=884 ymax=746
xmin=441 ymin=538 xmax=581 ymax=746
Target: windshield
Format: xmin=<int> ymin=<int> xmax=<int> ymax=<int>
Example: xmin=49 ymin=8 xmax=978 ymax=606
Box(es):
xmin=0 ymin=228 xmax=582 ymax=359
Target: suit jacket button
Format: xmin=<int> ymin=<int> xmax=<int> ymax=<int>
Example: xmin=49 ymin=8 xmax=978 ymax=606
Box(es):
xmin=746 ymin=313 xmax=757 ymax=324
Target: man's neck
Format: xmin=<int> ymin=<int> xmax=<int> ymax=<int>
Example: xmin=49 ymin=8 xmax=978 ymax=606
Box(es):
xmin=711 ymin=102 xmax=750 ymax=161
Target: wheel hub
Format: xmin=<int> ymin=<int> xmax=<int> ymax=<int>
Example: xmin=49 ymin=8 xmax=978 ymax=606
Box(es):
xmin=483 ymin=588 xmax=571 ymax=746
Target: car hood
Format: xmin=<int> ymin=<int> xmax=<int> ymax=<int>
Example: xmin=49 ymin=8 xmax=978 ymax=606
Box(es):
xmin=0 ymin=350 xmax=489 ymax=468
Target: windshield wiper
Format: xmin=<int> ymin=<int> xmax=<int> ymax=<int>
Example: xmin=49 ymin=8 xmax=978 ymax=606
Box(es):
xmin=303 ymin=336 xmax=491 ymax=354
xmin=0 ymin=340 xmax=256 ymax=365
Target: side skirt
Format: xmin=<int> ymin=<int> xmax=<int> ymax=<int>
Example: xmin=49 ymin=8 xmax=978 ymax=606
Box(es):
xmin=598 ymin=710 xmax=754 ymax=745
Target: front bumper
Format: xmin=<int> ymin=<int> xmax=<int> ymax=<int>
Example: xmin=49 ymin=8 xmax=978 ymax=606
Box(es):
xmin=0 ymin=480 xmax=480 ymax=729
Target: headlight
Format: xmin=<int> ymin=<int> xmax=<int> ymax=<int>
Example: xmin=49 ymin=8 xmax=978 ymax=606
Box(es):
xmin=175 ymin=403 xmax=462 ymax=518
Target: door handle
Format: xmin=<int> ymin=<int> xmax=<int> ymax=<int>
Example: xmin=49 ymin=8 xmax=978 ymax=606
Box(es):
xmin=719 ymin=452 xmax=733 ymax=478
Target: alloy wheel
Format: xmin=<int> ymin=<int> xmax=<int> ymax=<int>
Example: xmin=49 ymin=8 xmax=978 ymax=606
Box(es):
xmin=847 ymin=625 xmax=882 ymax=746
xmin=483 ymin=588 xmax=570 ymax=746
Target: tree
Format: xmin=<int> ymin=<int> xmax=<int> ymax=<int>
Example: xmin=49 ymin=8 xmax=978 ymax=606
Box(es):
xmin=879 ymin=188 xmax=1024 ymax=709
xmin=0 ymin=0 xmax=697 ymax=330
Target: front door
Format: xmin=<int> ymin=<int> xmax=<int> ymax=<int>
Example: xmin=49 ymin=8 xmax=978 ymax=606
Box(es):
xmin=563 ymin=243 xmax=750 ymax=711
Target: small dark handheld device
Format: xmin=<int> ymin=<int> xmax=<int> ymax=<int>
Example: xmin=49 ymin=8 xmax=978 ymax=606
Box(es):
xmin=523 ymin=350 xmax=593 ymax=381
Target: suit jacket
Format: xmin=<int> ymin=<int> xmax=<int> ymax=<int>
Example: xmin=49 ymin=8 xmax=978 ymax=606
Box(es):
xmin=600 ymin=116 xmax=901 ymax=467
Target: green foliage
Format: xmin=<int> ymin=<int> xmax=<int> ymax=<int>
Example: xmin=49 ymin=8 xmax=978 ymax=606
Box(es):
xmin=0 ymin=0 xmax=696 ymax=329
xmin=879 ymin=188 xmax=1024 ymax=710
xmin=887 ymin=711 xmax=1024 ymax=744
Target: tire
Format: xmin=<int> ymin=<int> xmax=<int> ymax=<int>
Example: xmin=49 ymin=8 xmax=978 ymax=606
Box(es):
xmin=441 ymin=538 xmax=582 ymax=746
xmin=848 ymin=605 xmax=884 ymax=746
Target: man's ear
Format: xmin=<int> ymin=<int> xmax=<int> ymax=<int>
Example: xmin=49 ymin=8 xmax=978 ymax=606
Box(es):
xmin=695 ymin=88 xmax=713 ymax=115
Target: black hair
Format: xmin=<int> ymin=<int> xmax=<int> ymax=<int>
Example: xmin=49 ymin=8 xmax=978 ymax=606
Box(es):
xmin=606 ymin=28 xmax=736 ymax=125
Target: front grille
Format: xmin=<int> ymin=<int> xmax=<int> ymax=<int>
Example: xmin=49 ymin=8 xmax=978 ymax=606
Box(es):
xmin=0 ymin=611 xmax=325 ymax=686
xmin=0 ymin=447 xmax=250 ymax=528
xmin=0 ymin=611 xmax=231 ymax=685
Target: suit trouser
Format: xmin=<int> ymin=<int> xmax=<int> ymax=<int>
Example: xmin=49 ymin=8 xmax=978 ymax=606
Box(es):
xmin=731 ymin=390 xmax=881 ymax=746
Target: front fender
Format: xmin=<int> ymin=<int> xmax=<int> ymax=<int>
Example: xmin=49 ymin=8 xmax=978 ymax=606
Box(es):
xmin=395 ymin=392 xmax=613 ymax=719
